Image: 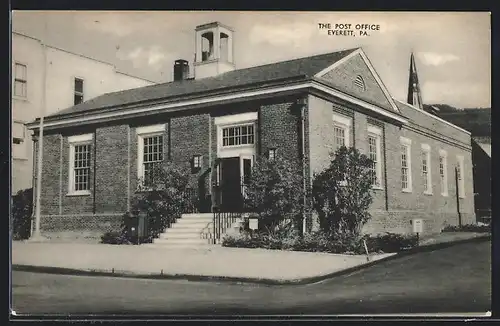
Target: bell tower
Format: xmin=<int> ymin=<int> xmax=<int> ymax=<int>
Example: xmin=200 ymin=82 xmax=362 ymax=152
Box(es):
xmin=194 ymin=22 xmax=235 ymax=79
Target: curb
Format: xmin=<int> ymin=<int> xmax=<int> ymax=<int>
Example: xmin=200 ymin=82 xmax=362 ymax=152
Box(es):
xmin=12 ymin=234 xmax=490 ymax=286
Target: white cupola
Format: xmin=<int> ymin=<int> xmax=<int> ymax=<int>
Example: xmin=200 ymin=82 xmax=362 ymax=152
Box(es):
xmin=194 ymin=22 xmax=235 ymax=79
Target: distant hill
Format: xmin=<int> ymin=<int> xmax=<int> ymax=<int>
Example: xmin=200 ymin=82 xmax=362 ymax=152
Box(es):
xmin=422 ymin=104 xmax=491 ymax=137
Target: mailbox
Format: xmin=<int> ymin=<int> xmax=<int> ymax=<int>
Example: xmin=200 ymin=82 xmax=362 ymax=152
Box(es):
xmin=412 ymin=218 xmax=423 ymax=234
xmin=249 ymin=218 xmax=259 ymax=230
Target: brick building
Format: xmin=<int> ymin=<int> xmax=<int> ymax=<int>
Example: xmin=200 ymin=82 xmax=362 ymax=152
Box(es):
xmin=26 ymin=22 xmax=475 ymax=241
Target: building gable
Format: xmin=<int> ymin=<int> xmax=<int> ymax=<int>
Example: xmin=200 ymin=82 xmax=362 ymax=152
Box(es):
xmin=315 ymin=49 xmax=400 ymax=114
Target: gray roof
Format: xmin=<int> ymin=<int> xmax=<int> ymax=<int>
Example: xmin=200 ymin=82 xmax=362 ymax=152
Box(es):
xmin=49 ymin=48 xmax=359 ymax=118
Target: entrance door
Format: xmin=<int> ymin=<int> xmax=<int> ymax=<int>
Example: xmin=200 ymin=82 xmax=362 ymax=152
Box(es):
xmin=220 ymin=157 xmax=242 ymax=212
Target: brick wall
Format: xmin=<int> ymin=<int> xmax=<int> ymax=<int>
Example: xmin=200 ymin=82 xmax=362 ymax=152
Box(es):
xmin=40 ymin=134 xmax=61 ymax=215
xmin=94 ymin=125 xmax=129 ymax=213
xmin=308 ymin=94 xmax=475 ymax=235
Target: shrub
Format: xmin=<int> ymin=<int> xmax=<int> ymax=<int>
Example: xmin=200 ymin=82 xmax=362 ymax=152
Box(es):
xmin=364 ymin=232 xmax=419 ymax=253
xmin=100 ymin=231 xmax=132 ymax=245
xmin=312 ymin=146 xmax=374 ymax=236
xmin=11 ymin=188 xmax=33 ymax=240
xmin=442 ymin=224 xmax=491 ymax=233
xmin=244 ymin=156 xmax=307 ymax=233
xmin=132 ymin=161 xmax=192 ymax=238
xmin=222 ymin=230 xmax=419 ymax=254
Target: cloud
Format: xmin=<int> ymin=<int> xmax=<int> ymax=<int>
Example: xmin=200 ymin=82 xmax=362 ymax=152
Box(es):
xmin=119 ymin=46 xmax=169 ymax=68
xmin=418 ymin=52 xmax=460 ymax=66
xmin=248 ymin=22 xmax=316 ymax=47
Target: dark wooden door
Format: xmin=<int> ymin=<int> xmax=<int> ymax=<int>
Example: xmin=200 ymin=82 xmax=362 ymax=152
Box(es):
xmin=220 ymin=157 xmax=242 ymax=212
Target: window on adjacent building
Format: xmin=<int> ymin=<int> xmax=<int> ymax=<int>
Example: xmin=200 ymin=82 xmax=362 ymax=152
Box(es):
xmin=222 ymin=124 xmax=254 ymax=147
xmin=137 ymin=124 xmax=165 ymax=188
xmin=457 ymin=155 xmax=465 ymax=198
xmin=421 ymin=144 xmax=432 ymax=194
xmin=68 ymin=134 xmax=93 ymax=194
xmin=12 ymin=122 xmax=26 ymax=159
xmin=14 ymin=63 xmax=27 ymax=98
xmin=400 ymin=137 xmax=412 ymax=192
xmin=367 ymin=125 xmax=382 ymax=188
xmin=439 ymin=150 xmax=448 ymax=196
xmin=74 ymin=78 xmax=84 ymax=105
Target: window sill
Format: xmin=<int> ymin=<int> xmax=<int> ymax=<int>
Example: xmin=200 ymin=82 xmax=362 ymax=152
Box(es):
xmin=13 ymin=157 xmax=29 ymax=161
xmin=459 ymin=196 xmax=466 ymax=199
xmin=402 ymin=188 xmax=412 ymax=193
xmin=13 ymin=96 xmax=29 ymax=103
xmin=424 ymin=191 xmax=433 ymax=196
xmin=441 ymin=193 xmax=449 ymax=197
xmin=66 ymin=191 xmax=91 ymax=197
xmin=372 ymin=186 xmax=384 ymax=191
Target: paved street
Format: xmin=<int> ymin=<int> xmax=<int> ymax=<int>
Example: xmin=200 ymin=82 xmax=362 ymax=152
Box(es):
xmin=11 ymin=240 xmax=491 ymax=316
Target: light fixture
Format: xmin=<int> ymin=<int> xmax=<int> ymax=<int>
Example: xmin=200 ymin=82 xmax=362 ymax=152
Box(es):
xmin=268 ymin=148 xmax=277 ymax=160
xmin=193 ymin=155 xmax=203 ymax=169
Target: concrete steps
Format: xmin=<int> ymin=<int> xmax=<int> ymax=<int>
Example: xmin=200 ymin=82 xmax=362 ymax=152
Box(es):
xmin=149 ymin=213 xmax=244 ymax=248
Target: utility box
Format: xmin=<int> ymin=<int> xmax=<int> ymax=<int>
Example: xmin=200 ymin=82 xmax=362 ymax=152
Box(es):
xmin=249 ymin=217 xmax=259 ymax=230
xmin=412 ymin=218 xmax=423 ymax=234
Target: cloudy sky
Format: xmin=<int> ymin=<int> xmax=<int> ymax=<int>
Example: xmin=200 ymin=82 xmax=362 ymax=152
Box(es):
xmin=12 ymin=11 xmax=490 ymax=108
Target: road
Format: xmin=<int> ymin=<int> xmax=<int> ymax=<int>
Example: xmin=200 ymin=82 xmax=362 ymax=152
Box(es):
xmin=11 ymin=240 xmax=491 ymax=316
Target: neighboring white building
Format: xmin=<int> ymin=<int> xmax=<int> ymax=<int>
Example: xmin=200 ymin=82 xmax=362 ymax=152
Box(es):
xmin=12 ymin=31 xmax=157 ymax=194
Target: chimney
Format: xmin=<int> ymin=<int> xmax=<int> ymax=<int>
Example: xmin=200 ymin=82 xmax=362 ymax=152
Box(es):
xmin=173 ymin=59 xmax=190 ymax=81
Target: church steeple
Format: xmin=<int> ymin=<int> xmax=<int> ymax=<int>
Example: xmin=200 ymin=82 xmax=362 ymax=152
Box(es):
xmin=407 ymin=52 xmax=424 ymax=110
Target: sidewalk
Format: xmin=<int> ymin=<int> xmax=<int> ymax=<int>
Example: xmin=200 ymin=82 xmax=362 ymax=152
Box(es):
xmin=11 ymin=231 xmax=490 ymax=285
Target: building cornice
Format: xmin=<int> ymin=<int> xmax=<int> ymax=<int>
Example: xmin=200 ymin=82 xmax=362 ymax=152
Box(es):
xmin=27 ymin=78 xmax=409 ymax=130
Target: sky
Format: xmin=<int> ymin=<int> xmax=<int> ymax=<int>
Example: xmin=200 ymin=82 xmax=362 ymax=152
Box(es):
xmin=11 ymin=11 xmax=491 ymax=109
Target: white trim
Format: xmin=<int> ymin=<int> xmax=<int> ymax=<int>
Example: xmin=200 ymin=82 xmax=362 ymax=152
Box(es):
xmin=400 ymin=136 xmax=412 ymax=146
xmin=136 ymin=124 xmax=165 ymax=135
xmin=421 ymin=143 xmax=431 ymax=151
xmin=400 ymin=139 xmax=412 ymax=192
xmin=332 ymin=114 xmax=352 ymax=148
xmin=421 ymin=145 xmax=432 ymax=195
xmin=367 ymin=125 xmax=383 ymax=188
xmin=393 ymin=98 xmax=471 ymax=135
xmin=136 ymin=129 xmax=165 ymax=185
xmin=217 ymin=122 xmax=257 ymax=158
xmin=439 ymin=149 xmax=448 ymax=157
xmin=68 ymin=139 xmax=92 ymax=195
xmin=367 ymin=124 xmax=383 ymax=136
xmin=27 ymin=81 xmax=409 ymax=130
xmin=214 ymin=112 xmax=258 ymax=126
xmin=332 ymin=113 xmax=352 ymax=128
xmin=68 ymin=133 xmax=93 ymax=143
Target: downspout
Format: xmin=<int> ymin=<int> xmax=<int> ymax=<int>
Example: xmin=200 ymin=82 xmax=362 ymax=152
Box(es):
xmin=455 ymin=166 xmax=462 ymax=227
xmin=30 ymin=135 xmax=38 ymax=237
xmin=92 ymin=130 xmax=97 ymax=214
xmin=300 ymin=98 xmax=307 ymax=235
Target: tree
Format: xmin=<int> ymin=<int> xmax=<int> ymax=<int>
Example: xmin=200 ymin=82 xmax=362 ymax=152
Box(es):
xmin=11 ymin=188 xmax=33 ymax=240
xmin=312 ymin=146 xmax=374 ymax=237
xmin=132 ymin=161 xmax=193 ymax=238
xmin=244 ymin=156 xmax=306 ymax=234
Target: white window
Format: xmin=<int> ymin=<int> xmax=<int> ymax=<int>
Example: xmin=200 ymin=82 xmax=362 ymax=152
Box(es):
xmin=137 ymin=124 xmax=165 ymax=188
xmin=68 ymin=134 xmax=93 ymax=195
xmin=367 ymin=125 xmax=382 ymax=188
xmin=439 ymin=149 xmax=448 ymax=196
xmin=457 ymin=155 xmax=465 ymax=198
xmin=12 ymin=121 xmax=26 ymax=159
xmin=222 ymin=124 xmax=254 ymax=147
xmin=421 ymin=144 xmax=432 ymax=194
xmin=332 ymin=113 xmax=352 ymax=152
xmin=14 ymin=63 xmax=27 ymax=98
xmin=74 ymin=77 xmax=84 ymax=105
xmin=400 ymin=137 xmax=412 ymax=192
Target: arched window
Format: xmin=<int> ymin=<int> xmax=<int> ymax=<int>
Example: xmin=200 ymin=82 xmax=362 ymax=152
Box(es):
xmin=201 ymin=32 xmax=214 ymax=61
xmin=354 ymin=75 xmax=366 ymax=91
